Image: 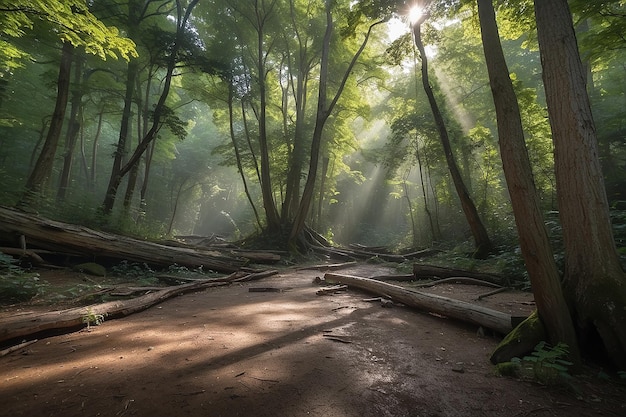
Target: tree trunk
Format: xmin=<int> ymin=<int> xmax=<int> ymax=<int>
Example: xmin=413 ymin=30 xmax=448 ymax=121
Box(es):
xmin=254 ymin=0 xmax=281 ymax=232
xmin=20 ymin=42 xmax=74 ymax=206
xmin=0 ymin=279 xmax=231 ymax=346
xmin=89 ymin=108 xmax=105 ymax=190
xmin=103 ymin=0 xmax=200 ymax=214
xmin=228 ymin=82 xmax=262 ymax=229
xmin=57 ymin=49 xmax=85 ymax=202
xmin=282 ymin=7 xmax=312 ymax=222
xmin=102 ymin=58 xmax=138 ymax=213
xmin=314 ymin=156 xmax=330 ymax=230
xmin=123 ymin=97 xmax=143 ymax=210
xmin=289 ymin=6 xmax=384 ymax=246
xmin=534 ymin=0 xmax=626 ymax=368
xmin=477 ymin=0 xmax=579 ymax=364
xmin=412 ymin=21 xmax=492 ymax=259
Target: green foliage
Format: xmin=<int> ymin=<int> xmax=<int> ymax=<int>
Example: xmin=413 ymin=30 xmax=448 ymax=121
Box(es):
xmin=82 ymin=308 xmax=105 ymax=329
xmin=0 ymin=0 xmax=137 ymax=72
xmin=0 ymin=253 xmax=48 ymax=304
xmin=509 ymin=342 xmax=574 ymax=385
xmin=110 ymin=260 xmax=156 ymax=282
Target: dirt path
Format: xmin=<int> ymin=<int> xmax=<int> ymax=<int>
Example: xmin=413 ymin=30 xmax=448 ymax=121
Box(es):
xmin=1 ymin=265 xmax=624 ymax=416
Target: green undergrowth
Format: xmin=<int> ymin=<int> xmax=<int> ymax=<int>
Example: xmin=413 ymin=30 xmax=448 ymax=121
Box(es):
xmin=0 ymin=253 xmax=48 ymax=304
xmin=497 ymin=341 xmax=574 ymax=386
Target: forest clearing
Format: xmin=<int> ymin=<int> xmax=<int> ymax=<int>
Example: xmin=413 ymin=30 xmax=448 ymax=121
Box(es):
xmin=2 ymin=260 xmax=625 ymax=417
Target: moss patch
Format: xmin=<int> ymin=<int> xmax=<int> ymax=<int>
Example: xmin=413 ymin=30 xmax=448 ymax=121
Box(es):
xmin=490 ymin=310 xmax=546 ymax=364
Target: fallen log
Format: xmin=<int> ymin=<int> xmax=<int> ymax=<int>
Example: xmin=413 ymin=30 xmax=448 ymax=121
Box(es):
xmin=228 ymin=250 xmax=281 ymax=264
xmin=370 ymin=274 xmax=416 ymax=281
xmin=0 ymin=278 xmax=228 ymax=347
xmin=324 ymin=273 xmax=517 ymax=334
xmin=0 ymin=269 xmax=277 ymax=347
xmin=0 ymin=206 xmax=248 ymax=272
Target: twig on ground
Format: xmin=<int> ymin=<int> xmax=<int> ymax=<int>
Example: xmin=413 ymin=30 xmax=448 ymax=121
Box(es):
xmin=476 ymin=287 xmax=509 ymax=300
xmin=0 ymin=339 xmax=38 ymax=357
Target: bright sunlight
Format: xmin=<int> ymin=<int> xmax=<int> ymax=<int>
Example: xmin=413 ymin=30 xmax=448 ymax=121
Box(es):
xmin=408 ymin=6 xmax=424 ymax=25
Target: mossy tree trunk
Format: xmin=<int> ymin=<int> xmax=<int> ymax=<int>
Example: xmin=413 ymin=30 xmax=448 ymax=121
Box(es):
xmin=477 ymin=0 xmax=579 ymax=364
xmin=535 ymin=0 xmax=626 ymax=369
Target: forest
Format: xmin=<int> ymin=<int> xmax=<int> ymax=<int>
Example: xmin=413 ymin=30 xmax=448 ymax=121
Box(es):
xmin=1 ymin=0 xmax=625 ymax=381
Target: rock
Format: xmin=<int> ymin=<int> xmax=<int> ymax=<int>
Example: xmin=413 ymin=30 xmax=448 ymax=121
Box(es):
xmin=72 ymin=262 xmax=107 ymax=277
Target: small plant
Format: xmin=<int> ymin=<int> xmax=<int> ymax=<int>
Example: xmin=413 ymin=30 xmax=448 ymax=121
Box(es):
xmin=82 ymin=308 xmax=105 ymax=329
xmin=510 ymin=341 xmax=573 ymax=384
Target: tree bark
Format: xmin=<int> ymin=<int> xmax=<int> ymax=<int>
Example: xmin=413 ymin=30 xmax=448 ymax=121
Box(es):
xmin=253 ymin=0 xmax=281 ymax=232
xmin=20 ymin=42 xmax=74 ymax=206
xmin=102 ymin=58 xmax=138 ymax=213
xmin=535 ymin=0 xmax=626 ymax=368
xmin=281 ymin=1 xmax=313 ymax=222
xmin=227 ymin=82 xmax=262 ymax=229
xmin=477 ymin=0 xmax=579 ymax=364
xmin=324 ymin=273 xmax=517 ymax=334
xmin=57 ymin=48 xmax=85 ymax=202
xmin=412 ymin=20 xmax=492 ymax=259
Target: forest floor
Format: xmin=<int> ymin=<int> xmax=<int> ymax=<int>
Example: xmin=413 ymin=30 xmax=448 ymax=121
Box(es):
xmin=1 ymin=263 xmax=625 ymax=417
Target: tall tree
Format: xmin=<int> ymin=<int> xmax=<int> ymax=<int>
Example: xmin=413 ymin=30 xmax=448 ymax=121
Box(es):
xmin=102 ymin=0 xmax=200 ymax=213
xmin=288 ymin=0 xmax=387 ymax=246
xmin=411 ymin=11 xmax=493 ymax=258
xmin=534 ymin=0 xmax=626 ymax=368
xmin=20 ymin=42 xmax=74 ymax=205
xmin=57 ymin=47 xmax=86 ymax=202
xmin=6 ymin=1 xmax=136 ymax=207
xmin=252 ymin=0 xmax=281 ymax=232
xmin=476 ymin=0 xmax=579 ymax=363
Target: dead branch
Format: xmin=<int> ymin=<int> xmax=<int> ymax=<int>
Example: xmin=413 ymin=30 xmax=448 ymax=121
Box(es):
xmin=0 ymin=339 xmax=38 ymax=357
xmin=413 ymin=277 xmax=503 ymax=288
xmin=413 ymin=264 xmax=505 ymax=286
xmin=316 ymin=285 xmax=348 ymax=295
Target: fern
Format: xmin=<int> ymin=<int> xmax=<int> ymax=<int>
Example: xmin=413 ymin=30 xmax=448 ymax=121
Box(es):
xmin=511 ymin=341 xmax=573 ymax=384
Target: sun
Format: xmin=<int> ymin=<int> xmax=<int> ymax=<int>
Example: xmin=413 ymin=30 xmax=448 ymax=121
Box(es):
xmin=408 ymin=6 xmax=424 ymax=25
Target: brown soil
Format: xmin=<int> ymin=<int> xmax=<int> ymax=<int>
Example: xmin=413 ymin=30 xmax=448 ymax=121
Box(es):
xmin=1 ymin=264 xmax=625 ymax=417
